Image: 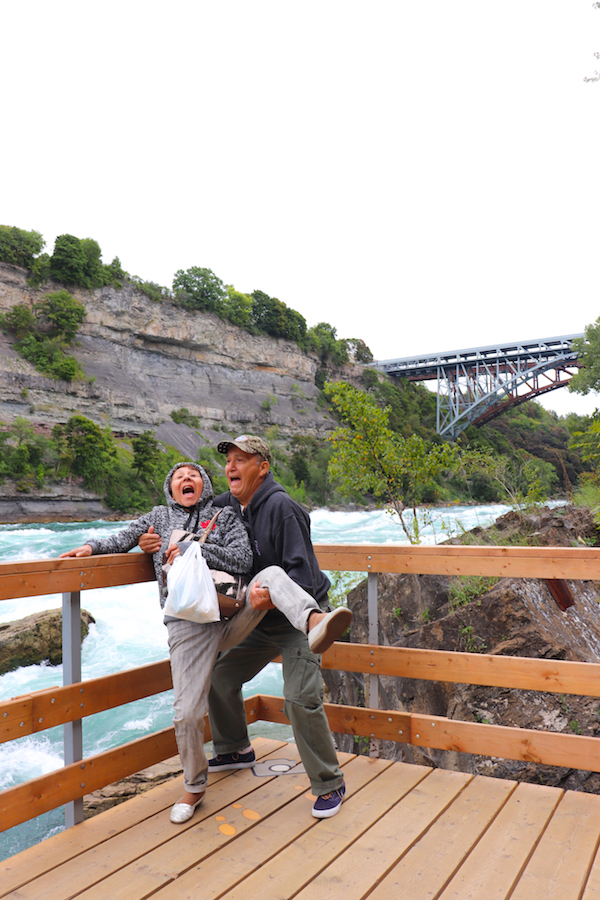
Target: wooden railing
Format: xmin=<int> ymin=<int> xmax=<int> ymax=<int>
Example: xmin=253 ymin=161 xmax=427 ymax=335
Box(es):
xmin=1 ymin=545 xmax=600 ymax=835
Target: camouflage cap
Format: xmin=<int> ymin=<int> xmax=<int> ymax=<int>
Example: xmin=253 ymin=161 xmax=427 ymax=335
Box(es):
xmin=217 ymin=434 xmax=272 ymax=464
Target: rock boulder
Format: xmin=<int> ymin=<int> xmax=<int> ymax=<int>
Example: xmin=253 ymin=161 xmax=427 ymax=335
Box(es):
xmin=0 ymin=609 xmax=96 ymax=675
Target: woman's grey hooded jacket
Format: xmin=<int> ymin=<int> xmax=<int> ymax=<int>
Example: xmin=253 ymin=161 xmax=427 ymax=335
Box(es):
xmin=87 ymin=462 xmax=252 ymax=609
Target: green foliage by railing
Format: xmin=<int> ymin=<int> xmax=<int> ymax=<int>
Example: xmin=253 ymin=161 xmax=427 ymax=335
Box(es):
xmin=324 ymin=380 xmax=460 ymax=542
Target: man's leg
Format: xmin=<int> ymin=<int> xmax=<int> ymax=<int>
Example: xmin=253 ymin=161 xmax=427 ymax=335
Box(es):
xmin=252 ymin=566 xmax=319 ymax=632
xmin=209 ymin=626 xmax=279 ymax=755
xmin=208 ymin=566 xmax=332 ymax=755
xmin=276 ymin=621 xmax=345 ymax=798
xmin=210 ymin=615 xmax=344 ymax=797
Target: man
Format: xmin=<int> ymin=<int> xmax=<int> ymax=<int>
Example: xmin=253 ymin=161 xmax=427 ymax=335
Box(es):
xmin=208 ymin=434 xmax=349 ymax=818
xmin=66 ymin=462 xmax=347 ymax=826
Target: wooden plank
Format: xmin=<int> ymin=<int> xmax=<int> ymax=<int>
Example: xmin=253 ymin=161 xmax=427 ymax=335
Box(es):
xmin=0 ymin=660 xmax=173 ymax=743
xmin=436 ymin=781 xmax=562 ymax=900
xmin=321 ymin=644 xmax=600 ymax=699
xmin=0 ymin=553 xmax=155 ymax=601
xmin=291 ymin=768 xmax=473 ymax=900
xmin=8 ymin=636 xmax=600 ymax=747
xmin=203 ymin=755 xmax=414 ymax=900
xmin=199 ymin=756 xmax=400 ymax=900
xmin=0 ymin=729 xmax=178 ymax=831
xmin=367 ymin=775 xmax=517 ymax=900
xmin=511 ymin=790 xmax=600 ymax=900
xmin=411 ymin=714 xmax=600 ymax=772
xmin=45 ymin=745 xmax=349 ymax=900
xmin=0 ymin=737 xmax=285 ymax=900
xmin=582 ymin=845 xmax=600 ymax=899
xmin=3 ymin=543 xmax=600 ymax=604
xmin=134 ymin=752 xmax=385 ymax=900
xmin=254 ymin=695 xmax=412 ymax=743
xmin=315 ymin=543 xmax=600 ymax=579
xmin=4 ymin=741 xmax=304 ymax=900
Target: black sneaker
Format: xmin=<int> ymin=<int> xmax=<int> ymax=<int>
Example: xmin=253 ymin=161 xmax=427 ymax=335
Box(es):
xmin=311 ymin=782 xmax=346 ymax=818
xmin=208 ymin=749 xmax=256 ymax=771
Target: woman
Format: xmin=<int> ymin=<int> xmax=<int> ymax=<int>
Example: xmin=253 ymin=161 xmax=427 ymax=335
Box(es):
xmin=61 ymin=461 xmax=346 ymax=823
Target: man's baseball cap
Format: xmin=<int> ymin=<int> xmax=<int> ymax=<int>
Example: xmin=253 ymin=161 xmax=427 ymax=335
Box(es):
xmin=217 ymin=434 xmax=272 ymax=463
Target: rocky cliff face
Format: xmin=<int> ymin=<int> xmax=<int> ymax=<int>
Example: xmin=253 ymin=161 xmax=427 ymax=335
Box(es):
xmin=0 ymin=262 xmax=342 ymax=437
xmin=323 ymin=507 xmax=600 ymax=794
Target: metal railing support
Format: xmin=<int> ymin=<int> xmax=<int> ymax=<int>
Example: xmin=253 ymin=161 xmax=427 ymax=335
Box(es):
xmin=366 ymin=572 xmax=380 ymax=757
xmin=62 ymin=591 xmax=83 ymax=827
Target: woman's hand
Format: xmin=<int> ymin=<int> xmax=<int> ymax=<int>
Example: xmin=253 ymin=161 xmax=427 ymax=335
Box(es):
xmin=139 ymin=525 xmax=162 ymax=554
xmin=165 ymin=542 xmax=181 ymax=566
xmin=59 ymin=544 xmax=93 ymax=559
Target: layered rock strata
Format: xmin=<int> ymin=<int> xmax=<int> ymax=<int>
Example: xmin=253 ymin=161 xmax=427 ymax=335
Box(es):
xmin=0 ymin=262 xmax=340 ymax=438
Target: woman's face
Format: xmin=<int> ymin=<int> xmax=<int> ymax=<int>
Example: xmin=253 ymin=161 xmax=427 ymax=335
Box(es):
xmin=170 ymin=466 xmax=203 ymax=507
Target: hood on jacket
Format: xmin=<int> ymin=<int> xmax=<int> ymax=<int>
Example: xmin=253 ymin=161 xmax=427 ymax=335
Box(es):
xmin=163 ymin=461 xmax=213 ymax=512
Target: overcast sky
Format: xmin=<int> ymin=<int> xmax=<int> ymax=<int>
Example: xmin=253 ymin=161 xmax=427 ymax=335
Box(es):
xmin=2 ymin=1 xmax=599 ymax=418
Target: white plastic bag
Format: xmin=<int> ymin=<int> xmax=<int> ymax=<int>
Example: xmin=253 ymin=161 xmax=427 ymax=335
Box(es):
xmin=164 ymin=542 xmax=220 ymax=623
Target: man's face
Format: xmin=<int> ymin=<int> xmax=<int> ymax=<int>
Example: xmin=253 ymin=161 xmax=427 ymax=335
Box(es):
xmin=225 ymin=448 xmax=269 ymax=507
xmin=170 ymin=466 xmax=204 ymax=507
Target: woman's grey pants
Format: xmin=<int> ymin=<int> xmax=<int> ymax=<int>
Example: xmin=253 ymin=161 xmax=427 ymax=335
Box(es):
xmin=166 ymin=565 xmax=319 ymax=794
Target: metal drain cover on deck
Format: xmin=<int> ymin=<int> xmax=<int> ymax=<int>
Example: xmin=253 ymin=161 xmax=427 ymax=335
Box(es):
xmin=252 ymin=758 xmax=306 ymax=777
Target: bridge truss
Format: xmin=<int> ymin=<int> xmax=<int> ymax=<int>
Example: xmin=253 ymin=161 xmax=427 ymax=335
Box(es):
xmin=372 ymin=334 xmax=583 ymax=439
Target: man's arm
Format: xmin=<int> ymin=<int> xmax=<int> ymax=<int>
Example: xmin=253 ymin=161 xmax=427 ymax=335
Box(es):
xmin=139 ymin=525 xmax=162 ymax=554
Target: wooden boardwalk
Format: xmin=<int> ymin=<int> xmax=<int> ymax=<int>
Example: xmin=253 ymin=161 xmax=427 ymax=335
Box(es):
xmin=4 ymin=737 xmax=600 ymax=900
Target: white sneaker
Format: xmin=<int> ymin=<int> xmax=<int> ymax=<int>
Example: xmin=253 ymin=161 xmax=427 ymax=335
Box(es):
xmin=308 ymin=607 xmax=352 ymax=654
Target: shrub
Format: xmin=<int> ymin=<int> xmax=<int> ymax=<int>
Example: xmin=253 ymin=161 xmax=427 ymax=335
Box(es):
xmin=0 ymin=225 xmax=45 ymax=269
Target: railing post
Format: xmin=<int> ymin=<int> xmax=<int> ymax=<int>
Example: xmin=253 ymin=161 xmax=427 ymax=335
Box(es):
xmin=367 ymin=572 xmax=380 ymax=757
xmin=63 ymin=590 xmax=84 ymax=827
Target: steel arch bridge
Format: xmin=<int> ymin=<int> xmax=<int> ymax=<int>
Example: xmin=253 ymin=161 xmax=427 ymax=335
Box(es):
xmin=371 ymin=334 xmax=584 ymax=439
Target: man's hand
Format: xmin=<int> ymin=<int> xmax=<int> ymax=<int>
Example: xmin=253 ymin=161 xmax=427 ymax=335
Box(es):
xmin=248 ymin=581 xmax=276 ymax=611
xmin=59 ymin=544 xmax=93 ymax=559
xmin=139 ymin=525 xmax=162 ymax=555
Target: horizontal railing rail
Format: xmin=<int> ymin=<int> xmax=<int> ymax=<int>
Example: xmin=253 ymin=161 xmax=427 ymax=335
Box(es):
xmin=314 ymin=543 xmax=600 ymax=579
xmin=3 ymin=542 xmax=600 ymax=604
xmin=1 ymin=543 xmax=600 ymax=836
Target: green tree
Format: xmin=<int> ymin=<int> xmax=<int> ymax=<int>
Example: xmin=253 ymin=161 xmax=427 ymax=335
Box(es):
xmin=34 ymin=290 xmax=86 ymax=342
xmin=104 ymin=256 xmax=128 ymax=285
xmin=307 ymin=323 xmax=349 ymax=366
xmin=569 ymin=417 xmax=600 ymax=468
xmin=59 ymin=416 xmax=116 ymax=487
xmin=29 ymin=252 xmax=51 ymax=286
xmin=570 ymin=320 xmax=600 ymax=397
xmin=0 ymin=226 xmax=45 ymax=269
xmin=0 ymin=304 xmax=36 ymax=340
xmin=172 ymin=266 xmax=227 ymax=313
xmin=223 ymin=287 xmax=253 ymax=328
xmin=81 ymin=238 xmax=106 ymax=288
xmin=324 ymin=381 xmax=458 ymax=542
xmin=132 ymin=431 xmax=162 ymax=481
xmin=50 ymin=234 xmax=88 ymax=286
xmin=250 ymin=290 xmax=307 ymax=343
